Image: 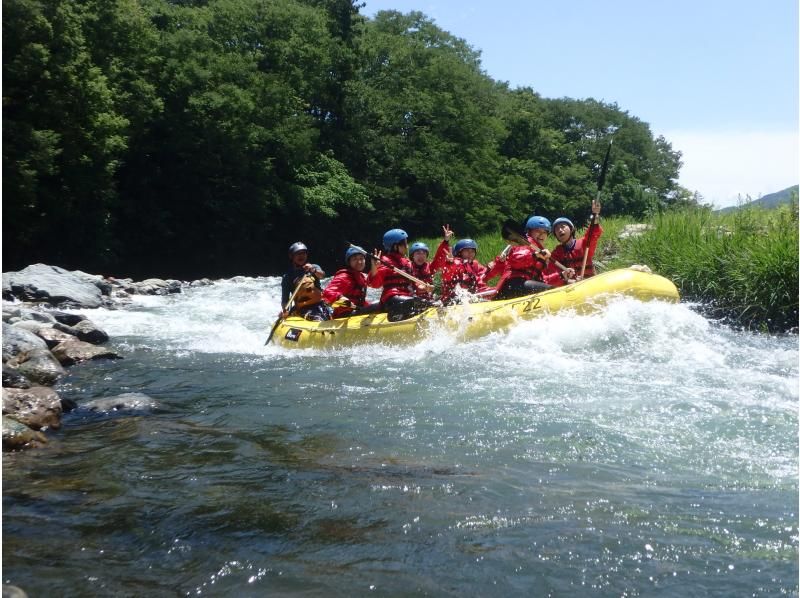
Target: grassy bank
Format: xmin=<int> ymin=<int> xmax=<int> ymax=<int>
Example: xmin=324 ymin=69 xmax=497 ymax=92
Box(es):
xmin=415 ymin=204 xmax=798 ymax=332
xmin=607 ymin=205 xmax=798 ymax=332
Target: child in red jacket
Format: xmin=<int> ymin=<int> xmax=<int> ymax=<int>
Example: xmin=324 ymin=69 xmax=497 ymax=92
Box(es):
xmin=323 ymin=247 xmax=381 ymax=318
xmin=550 ymin=199 xmax=603 ymax=286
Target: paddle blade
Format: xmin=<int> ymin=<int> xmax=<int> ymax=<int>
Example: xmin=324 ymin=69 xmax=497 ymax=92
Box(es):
xmin=501 ymin=219 xmax=527 ymax=245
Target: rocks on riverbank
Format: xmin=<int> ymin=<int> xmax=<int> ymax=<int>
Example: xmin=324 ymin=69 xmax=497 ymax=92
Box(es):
xmin=2 ymin=264 xmax=212 ymax=450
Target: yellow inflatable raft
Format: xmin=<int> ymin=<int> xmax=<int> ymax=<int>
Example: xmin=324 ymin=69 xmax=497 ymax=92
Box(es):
xmin=268 ymin=268 xmax=679 ymax=349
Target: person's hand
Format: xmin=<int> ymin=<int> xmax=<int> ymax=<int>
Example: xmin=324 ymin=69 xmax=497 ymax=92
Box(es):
xmin=372 ymin=249 xmax=383 ymax=263
xmin=442 ymin=224 xmax=454 ymax=242
xmin=591 ymin=199 xmax=601 ymax=216
xmin=536 ymin=248 xmax=551 ymax=260
xmin=417 ymin=283 xmax=434 ymax=294
xmin=280 ymin=309 xmax=288 ymax=318
xmin=562 ymin=267 xmax=576 ymax=279
xmin=487 ymin=260 xmax=495 ymax=270
xmin=302 ymin=263 xmax=315 ymax=272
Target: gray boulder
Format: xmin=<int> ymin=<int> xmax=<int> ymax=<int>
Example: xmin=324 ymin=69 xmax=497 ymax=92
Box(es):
xmin=34 ymin=326 xmax=77 ymax=349
xmin=54 ymin=319 xmax=108 ymax=344
xmin=83 ymin=392 xmax=159 ymax=412
xmin=51 ymin=340 xmax=122 ymax=366
xmin=3 ymin=386 xmax=63 ymax=431
xmin=14 ymin=349 xmax=67 ymax=386
xmin=2 ymin=264 xmax=103 ymax=308
xmin=50 ymin=310 xmax=87 ymax=326
xmin=2 ymin=323 xmax=48 ymax=360
xmin=2 ymin=364 xmax=31 ymax=389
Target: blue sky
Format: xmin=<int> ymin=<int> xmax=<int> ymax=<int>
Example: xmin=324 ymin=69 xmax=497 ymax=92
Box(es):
xmin=362 ymin=0 xmax=799 ymax=208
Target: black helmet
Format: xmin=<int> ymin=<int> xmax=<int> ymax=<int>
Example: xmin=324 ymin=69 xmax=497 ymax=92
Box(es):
xmin=288 ymin=242 xmax=308 ymax=256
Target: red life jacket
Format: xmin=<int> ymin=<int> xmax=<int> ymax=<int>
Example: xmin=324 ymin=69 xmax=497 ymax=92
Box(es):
xmin=368 ymin=252 xmax=415 ymax=304
xmin=440 ymin=259 xmax=488 ymax=303
xmin=494 ymin=239 xmax=549 ymax=294
xmin=551 ymin=223 xmax=603 ymax=279
xmin=411 ymin=261 xmax=434 ymax=298
xmin=323 ymin=268 xmax=368 ymax=317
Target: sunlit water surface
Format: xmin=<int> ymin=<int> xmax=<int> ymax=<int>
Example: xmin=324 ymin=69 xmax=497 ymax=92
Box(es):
xmin=3 ymin=277 xmax=798 ymax=596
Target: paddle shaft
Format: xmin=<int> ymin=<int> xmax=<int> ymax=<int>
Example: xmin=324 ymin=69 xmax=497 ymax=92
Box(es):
xmin=580 ymin=140 xmax=613 ymax=278
xmin=502 ymin=226 xmax=569 ymax=272
xmin=265 ymin=273 xmax=312 ymax=345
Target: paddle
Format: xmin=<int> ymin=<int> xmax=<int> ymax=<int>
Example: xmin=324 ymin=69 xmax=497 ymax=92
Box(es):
xmin=348 ymin=242 xmax=433 ymax=290
xmin=500 ymin=220 xmax=569 ymax=272
xmin=579 ymin=140 xmax=613 ymax=279
xmin=265 ymin=273 xmax=312 ymax=345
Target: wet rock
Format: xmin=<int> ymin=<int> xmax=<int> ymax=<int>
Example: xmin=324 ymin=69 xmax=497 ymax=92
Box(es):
xmin=83 ymin=392 xmax=158 ymax=412
xmin=51 ymin=340 xmax=122 ymax=366
xmin=53 ymin=320 xmax=108 ymax=344
xmin=2 ymin=264 xmax=103 ymax=308
xmin=3 ymin=386 xmax=63 ymax=430
xmin=50 ymin=310 xmax=87 ymax=326
xmin=2 ymin=323 xmax=48 ymax=360
xmin=10 ymin=320 xmax=49 ymax=335
xmin=189 ymin=278 xmax=213 ymax=287
xmin=14 ymin=349 xmax=67 ymax=386
xmin=72 ymin=270 xmax=113 ymax=296
xmin=35 ymin=326 xmax=77 ymax=349
xmin=2 ymin=365 xmax=31 ymax=389
xmin=2 ymin=416 xmax=47 ymax=451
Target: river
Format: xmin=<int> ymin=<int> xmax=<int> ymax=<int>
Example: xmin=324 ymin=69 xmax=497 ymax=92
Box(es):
xmin=3 ymin=276 xmax=798 ymax=596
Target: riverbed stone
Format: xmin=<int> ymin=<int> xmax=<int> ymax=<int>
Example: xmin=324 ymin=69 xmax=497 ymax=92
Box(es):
xmin=2 ymin=365 xmax=31 ymax=389
xmin=2 ymin=264 xmax=103 ymax=308
xmin=51 ymin=340 xmax=122 ymax=366
xmin=3 ymin=386 xmax=63 ymax=430
xmin=83 ymin=392 xmax=159 ymax=412
xmin=14 ymin=348 xmax=67 ymax=386
xmin=2 ymin=416 xmax=47 ymax=450
xmin=35 ymin=326 xmax=77 ymax=349
xmin=49 ymin=310 xmax=87 ymax=326
xmin=2 ymin=323 xmax=48 ymax=360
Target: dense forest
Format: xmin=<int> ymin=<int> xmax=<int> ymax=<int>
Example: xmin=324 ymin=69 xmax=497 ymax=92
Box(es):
xmin=3 ymin=0 xmax=697 ymax=278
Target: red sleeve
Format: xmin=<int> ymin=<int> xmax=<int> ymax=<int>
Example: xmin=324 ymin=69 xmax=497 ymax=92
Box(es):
xmin=368 ymin=264 xmax=391 ymax=288
xmin=322 ymin=271 xmax=350 ymax=303
xmin=581 ymin=222 xmax=603 ymax=259
xmin=484 ymin=257 xmax=505 ymax=281
xmin=506 ymin=246 xmax=535 ymax=271
xmin=542 ymin=262 xmax=564 ymax=287
xmin=430 ymin=240 xmax=451 ymax=273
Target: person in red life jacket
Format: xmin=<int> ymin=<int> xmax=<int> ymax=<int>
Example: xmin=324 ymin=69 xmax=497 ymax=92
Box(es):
xmin=369 ymin=228 xmax=435 ymax=321
xmin=280 ymin=242 xmax=330 ymax=320
xmin=322 ymin=247 xmax=382 ymax=318
xmin=491 ymin=215 xmax=562 ymax=300
xmin=549 ymin=199 xmax=603 ymax=286
xmin=408 ymin=242 xmax=435 ymax=300
xmin=433 ymin=227 xmax=491 ymax=304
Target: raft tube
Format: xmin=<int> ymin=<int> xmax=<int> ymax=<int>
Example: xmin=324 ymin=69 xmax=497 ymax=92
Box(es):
xmin=268 ymin=268 xmax=679 ymax=349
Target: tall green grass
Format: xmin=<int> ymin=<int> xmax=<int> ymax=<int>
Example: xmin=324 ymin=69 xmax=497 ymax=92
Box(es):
xmin=415 ymin=204 xmax=798 ymax=332
xmin=607 ymin=205 xmax=799 ymax=332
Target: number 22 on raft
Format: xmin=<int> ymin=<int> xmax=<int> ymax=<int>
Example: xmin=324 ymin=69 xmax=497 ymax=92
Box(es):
xmin=522 ymin=297 xmax=541 ymax=313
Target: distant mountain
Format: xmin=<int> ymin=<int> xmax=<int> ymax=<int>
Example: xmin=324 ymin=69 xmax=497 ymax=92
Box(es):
xmin=715 ymin=185 xmax=799 ymax=214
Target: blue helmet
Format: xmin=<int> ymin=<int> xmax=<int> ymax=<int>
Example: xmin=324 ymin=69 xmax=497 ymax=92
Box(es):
xmin=552 ymin=217 xmax=575 ymax=235
xmin=345 ymin=246 xmax=367 ymax=264
xmin=409 ymin=242 xmax=429 ymax=256
xmin=453 ymin=238 xmax=478 ymax=257
xmin=525 ymin=215 xmax=551 ymax=233
xmin=383 ymin=228 xmax=408 ymax=251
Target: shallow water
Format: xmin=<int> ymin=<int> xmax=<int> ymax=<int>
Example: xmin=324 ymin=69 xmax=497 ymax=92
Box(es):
xmin=3 ymin=277 xmax=798 ymax=596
